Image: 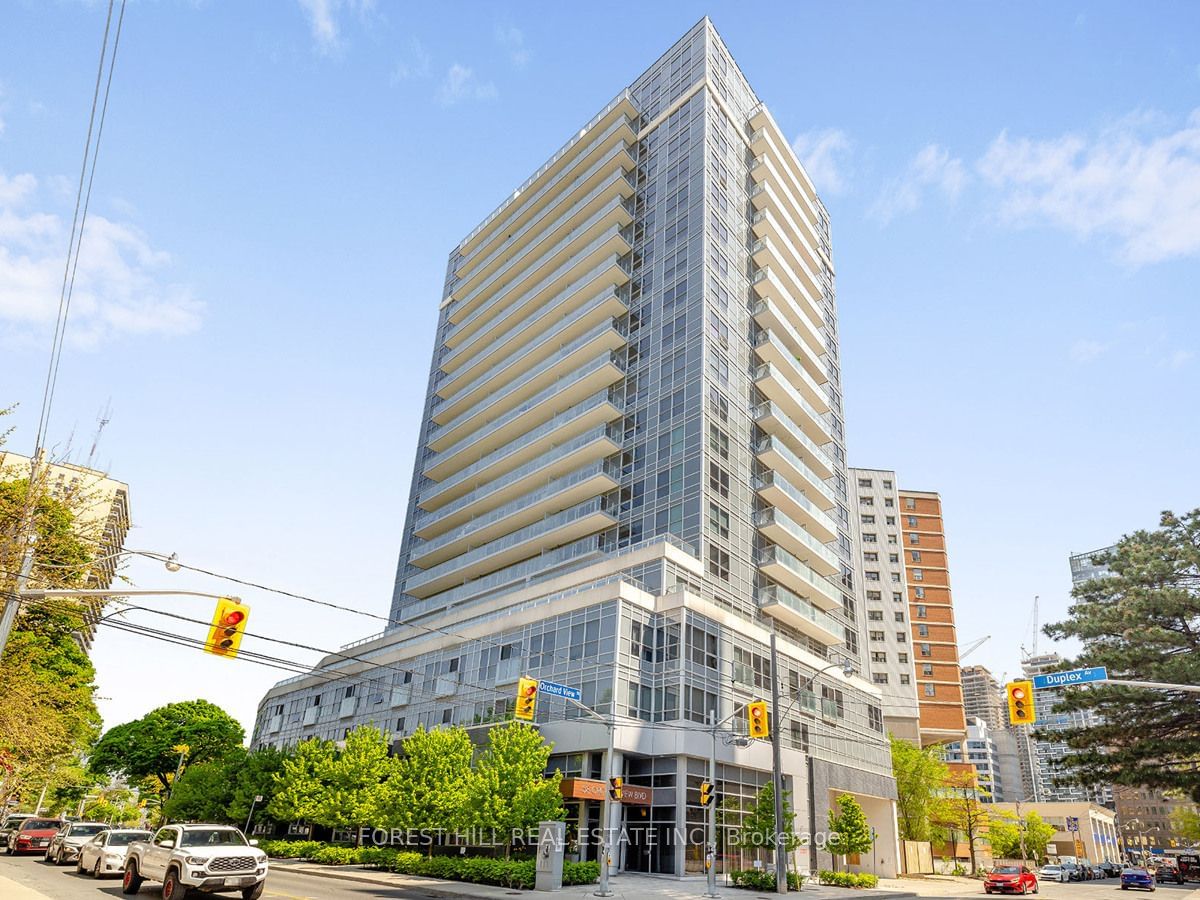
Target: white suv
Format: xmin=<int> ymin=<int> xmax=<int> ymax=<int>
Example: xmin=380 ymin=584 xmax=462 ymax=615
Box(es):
xmin=123 ymin=824 xmax=268 ymax=900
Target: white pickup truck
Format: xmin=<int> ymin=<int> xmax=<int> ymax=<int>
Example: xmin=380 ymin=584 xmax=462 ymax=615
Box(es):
xmin=122 ymin=823 xmax=268 ymax=899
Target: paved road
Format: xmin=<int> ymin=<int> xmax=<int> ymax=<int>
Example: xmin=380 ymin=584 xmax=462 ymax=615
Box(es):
xmin=0 ymin=854 xmax=482 ymax=899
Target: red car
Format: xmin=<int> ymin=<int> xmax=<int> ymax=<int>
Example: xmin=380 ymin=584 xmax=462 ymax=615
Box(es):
xmin=986 ymin=865 xmax=1039 ymax=894
xmin=5 ymin=818 xmax=64 ymax=855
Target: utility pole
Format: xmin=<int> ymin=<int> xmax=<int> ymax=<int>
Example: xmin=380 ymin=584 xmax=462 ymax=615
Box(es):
xmin=0 ymin=452 xmax=43 ymax=659
xmin=705 ymin=710 xmax=719 ymax=899
xmin=769 ymin=631 xmax=787 ymax=894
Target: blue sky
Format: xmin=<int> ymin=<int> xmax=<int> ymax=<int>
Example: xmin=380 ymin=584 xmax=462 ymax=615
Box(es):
xmin=2 ymin=1 xmax=1198 ymax=733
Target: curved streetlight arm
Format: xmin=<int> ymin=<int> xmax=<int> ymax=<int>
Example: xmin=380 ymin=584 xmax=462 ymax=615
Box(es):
xmin=19 ymin=588 xmax=240 ymax=601
xmin=776 ymin=660 xmax=854 ymax=722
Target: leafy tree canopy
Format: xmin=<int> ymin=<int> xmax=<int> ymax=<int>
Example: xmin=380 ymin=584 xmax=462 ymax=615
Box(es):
xmin=89 ymin=699 xmax=245 ymax=793
xmin=463 ymin=722 xmax=563 ymax=853
xmin=376 ymin=725 xmax=474 ymax=834
xmin=890 ymin=735 xmax=950 ymax=842
xmin=988 ymin=812 xmax=1057 ymax=864
xmin=1044 ymin=510 xmax=1200 ymax=799
xmin=827 ymin=793 xmax=872 ymax=858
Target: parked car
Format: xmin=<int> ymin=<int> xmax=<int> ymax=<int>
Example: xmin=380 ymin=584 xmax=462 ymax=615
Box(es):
xmin=123 ymin=823 xmax=268 ymax=899
xmin=1155 ymin=863 xmax=1184 ymax=885
xmin=4 ymin=818 xmax=64 ymax=855
xmin=1122 ymin=867 xmax=1156 ymax=891
xmin=1101 ymin=862 xmax=1123 ymax=877
xmin=75 ymin=829 xmax=153 ymax=878
xmin=44 ymin=821 xmax=109 ymax=865
xmin=1038 ymin=864 xmax=1066 ymax=882
xmin=0 ymin=813 xmax=33 ymax=843
xmin=1060 ymin=863 xmax=1084 ymax=882
xmin=985 ymin=865 xmax=1039 ymax=894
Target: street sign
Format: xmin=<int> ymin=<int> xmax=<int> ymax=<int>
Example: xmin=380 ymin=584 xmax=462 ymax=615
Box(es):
xmin=538 ymin=679 xmax=582 ymax=702
xmin=1066 ymin=816 xmax=1079 ymax=832
xmin=1032 ymin=666 xmax=1108 ymax=689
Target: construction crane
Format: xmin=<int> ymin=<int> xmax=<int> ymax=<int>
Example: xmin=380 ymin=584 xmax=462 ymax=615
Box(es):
xmin=1020 ymin=595 xmax=1040 ymax=661
xmin=959 ymin=634 xmax=991 ymax=661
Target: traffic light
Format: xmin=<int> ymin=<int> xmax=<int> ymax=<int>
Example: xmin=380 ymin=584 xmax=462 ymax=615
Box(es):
xmin=699 ymin=781 xmax=714 ymax=807
xmin=515 ymin=677 xmax=539 ymax=721
xmin=747 ymin=699 xmax=770 ymax=739
xmin=205 ymin=597 xmax=249 ymax=658
xmin=609 ymin=777 xmax=623 ymax=801
xmin=1006 ymin=680 xmax=1036 ymax=725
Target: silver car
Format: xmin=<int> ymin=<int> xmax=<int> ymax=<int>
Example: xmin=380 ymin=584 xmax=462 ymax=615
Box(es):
xmin=75 ymin=828 xmax=152 ymax=878
xmin=44 ymin=822 xmax=108 ymax=865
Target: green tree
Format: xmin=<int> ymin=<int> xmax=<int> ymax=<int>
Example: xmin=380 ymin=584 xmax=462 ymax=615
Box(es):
xmin=890 ymin=734 xmax=950 ymax=841
xmin=314 ymin=725 xmax=391 ymax=846
xmin=268 ymin=737 xmax=334 ymax=824
xmin=739 ymin=782 xmax=802 ymax=854
xmin=1171 ymin=806 xmax=1200 ymax=845
xmin=931 ymin=770 xmax=989 ymax=874
xmin=229 ymin=746 xmax=289 ymax=832
xmin=162 ymin=756 xmax=236 ymax=823
xmin=377 ymin=725 xmax=473 ymax=849
xmin=89 ymin=700 xmax=245 ymax=796
xmin=988 ymin=812 xmax=1057 ymax=865
xmin=1044 ymin=510 xmax=1200 ymax=798
xmin=463 ymin=722 xmax=564 ymax=856
xmin=827 ymin=794 xmax=872 ymax=870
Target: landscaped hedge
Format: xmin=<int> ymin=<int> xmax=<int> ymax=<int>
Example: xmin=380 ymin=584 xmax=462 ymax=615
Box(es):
xmin=730 ymin=869 xmax=805 ymax=890
xmin=259 ymin=841 xmax=600 ymax=889
xmin=817 ymin=869 xmax=879 ymax=888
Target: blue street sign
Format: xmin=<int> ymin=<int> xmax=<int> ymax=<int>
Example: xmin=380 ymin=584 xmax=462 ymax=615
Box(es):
xmin=538 ymin=680 xmax=582 ymax=702
xmin=1032 ymin=666 xmax=1108 ymax=689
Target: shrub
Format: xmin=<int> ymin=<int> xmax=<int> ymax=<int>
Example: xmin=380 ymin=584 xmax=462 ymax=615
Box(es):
xmin=310 ymin=845 xmax=362 ymax=865
xmin=731 ymin=870 xmax=806 ymax=891
xmin=563 ymin=861 xmax=601 ymax=885
xmin=259 ymin=839 xmax=326 ymax=859
xmin=817 ymin=870 xmax=878 ymax=888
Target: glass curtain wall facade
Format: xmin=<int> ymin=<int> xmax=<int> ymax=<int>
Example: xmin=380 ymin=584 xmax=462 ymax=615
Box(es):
xmin=254 ymin=18 xmax=897 ymax=879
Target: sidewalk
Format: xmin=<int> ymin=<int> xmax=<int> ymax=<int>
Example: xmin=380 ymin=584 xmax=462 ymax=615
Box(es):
xmin=0 ymin=873 xmax=50 ymax=900
xmin=279 ymin=861 xmax=918 ymax=900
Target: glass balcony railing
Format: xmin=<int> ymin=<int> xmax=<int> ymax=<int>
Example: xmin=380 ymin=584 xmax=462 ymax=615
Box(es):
xmin=405 ymin=497 xmax=612 ymax=595
xmin=750 ymin=297 xmax=827 ymax=377
xmin=438 ymin=264 xmax=627 ymax=378
xmin=431 ymin=319 xmax=623 ymax=436
xmin=753 ymin=471 xmax=838 ymax=537
xmin=752 ymin=329 xmax=830 ymax=412
xmin=755 ymin=543 xmax=842 ymax=608
xmin=447 ymin=225 xmax=630 ymax=346
xmin=751 ymin=402 xmax=835 ymax=478
xmin=454 ymin=153 xmax=634 ymax=291
xmin=753 ymin=364 xmax=834 ymax=444
xmin=417 ymin=422 xmax=619 ymax=517
xmin=412 ymin=460 xmax=618 ymax=559
xmin=753 ymin=507 xmax=840 ymax=572
xmin=429 ymin=353 xmax=625 ymax=462
xmin=754 ymin=436 xmax=835 ymax=508
xmin=757 ymin=583 xmax=842 ymax=640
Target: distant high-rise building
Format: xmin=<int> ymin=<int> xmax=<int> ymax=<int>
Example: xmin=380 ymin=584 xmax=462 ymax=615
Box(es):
xmin=945 ymin=716 xmax=1005 ymax=801
xmin=252 ymin=18 xmax=902 ymax=879
xmin=847 ymin=468 xmax=921 ymax=744
xmin=1114 ymin=785 xmax=1200 ymax=853
xmin=1069 ymin=547 xmax=1115 ymax=585
xmin=0 ymin=451 xmax=132 ymax=648
xmin=961 ymin=664 xmax=1005 ymax=731
xmin=899 ymin=489 xmax=967 ymax=746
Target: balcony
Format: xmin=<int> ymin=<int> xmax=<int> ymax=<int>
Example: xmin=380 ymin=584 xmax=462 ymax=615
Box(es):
xmin=754 ymin=470 xmax=838 ymax=543
xmin=403 ymin=498 xmax=616 ymax=599
xmin=752 ymin=402 xmax=834 ymax=480
xmin=754 ymin=507 xmax=840 ymax=577
xmin=439 ymin=261 xmax=628 ymax=381
xmin=758 ymin=584 xmax=842 ymax=646
xmin=449 ymin=186 xmax=634 ymax=325
xmin=752 ymin=329 xmax=830 ymax=414
xmin=429 ymin=320 xmax=625 ymax=442
xmin=409 ymin=460 xmax=619 ymax=567
xmin=422 ymin=389 xmax=621 ymax=483
xmin=790 ymin=690 xmax=842 ymax=720
xmin=753 ymin=364 xmax=835 ymax=447
xmin=459 ymin=98 xmax=637 ymax=261
xmin=748 ymin=109 xmax=822 ymax=225
xmin=756 ymin=544 xmax=841 ymax=612
xmin=749 ymin=232 xmax=826 ymax=335
xmin=447 ymin=210 xmax=631 ymax=351
xmin=748 ymin=151 xmax=823 ymax=268
xmin=750 ymin=297 xmax=826 ymax=378
xmin=754 ymin=436 xmax=835 ymax=511
xmin=426 ymin=353 xmax=624 ymax=473
xmin=749 ymin=236 xmax=825 ymax=330
xmin=454 ymin=146 xmax=635 ymax=293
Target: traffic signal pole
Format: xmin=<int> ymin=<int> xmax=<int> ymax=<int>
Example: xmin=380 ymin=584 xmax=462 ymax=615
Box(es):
xmin=707 ymin=710 xmax=719 ymax=900
xmin=769 ymin=631 xmax=788 ymax=895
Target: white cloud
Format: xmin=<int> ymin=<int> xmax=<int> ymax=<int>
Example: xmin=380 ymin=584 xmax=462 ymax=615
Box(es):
xmin=869 ymin=143 xmax=967 ymax=224
xmin=390 ymin=38 xmax=432 ymax=84
xmin=0 ymin=170 xmax=203 ymax=348
xmin=436 ymin=64 xmax=497 ymax=107
xmin=296 ymin=0 xmax=375 ymax=56
xmin=1165 ymin=349 xmax=1194 ymax=370
xmin=1069 ymin=339 xmax=1107 ymax=363
xmin=495 ymin=24 xmax=529 ymax=68
xmin=977 ymin=109 xmax=1200 ymax=265
xmin=791 ymin=128 xmax=852 ymax=195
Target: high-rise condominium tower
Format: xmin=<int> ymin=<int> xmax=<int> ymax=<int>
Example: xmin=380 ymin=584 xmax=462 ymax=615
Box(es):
xmin=254 ymin=19 xmax=898 ymax=878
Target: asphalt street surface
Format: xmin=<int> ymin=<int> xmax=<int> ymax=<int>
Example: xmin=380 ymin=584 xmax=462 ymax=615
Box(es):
xmin=0 ymin=854 xmax=490 ymax=899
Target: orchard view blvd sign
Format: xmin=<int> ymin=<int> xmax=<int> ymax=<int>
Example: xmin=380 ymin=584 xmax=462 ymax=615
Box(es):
xmin=1032 ymin=666 xmax=1108 ymax=689
xmin=537 ymin=680 xmax=582 ymax=702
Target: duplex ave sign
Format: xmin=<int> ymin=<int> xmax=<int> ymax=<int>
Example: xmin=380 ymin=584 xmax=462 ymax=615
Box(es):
xmin=1033 ymin=666 xmax=1108 ymax=689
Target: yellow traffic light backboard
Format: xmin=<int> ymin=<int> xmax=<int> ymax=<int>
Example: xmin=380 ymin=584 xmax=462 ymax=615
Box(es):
xmin=515 ymin=677 xmax=539 ymax=721
xmin=747 ymin=699 xmax=770 ymax=739
xmin=609 ymin=777 xmax=623 ymax=801
xmin=699 ymin=781 xmax=714 ymax=807
xmin=205 ymin=598 xmax=249 ymax=658
xmin=1006 ymin=680 xmax=1036 ymax=725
